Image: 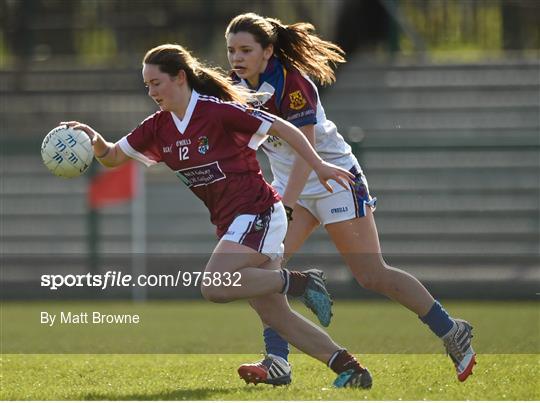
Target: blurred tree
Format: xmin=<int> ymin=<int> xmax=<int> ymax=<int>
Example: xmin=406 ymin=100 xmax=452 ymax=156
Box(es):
xmin=3 ymin=0 xmax=33 ymax=59
xmin=2 ymin=0 xmax=538 ymax=66
xmin=335 ymin=0 xmax=391 ymax=54
xmin=3 ymin=0 xmax=36 ymax=89
xmin=502 ymin=0 xmax=540 ymax=50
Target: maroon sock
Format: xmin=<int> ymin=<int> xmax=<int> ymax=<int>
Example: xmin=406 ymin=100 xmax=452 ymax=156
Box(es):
xmin=284 ymin=269 xmax=309 ymax=297
xmin=328 ymin=349 xmax=365 ymax=374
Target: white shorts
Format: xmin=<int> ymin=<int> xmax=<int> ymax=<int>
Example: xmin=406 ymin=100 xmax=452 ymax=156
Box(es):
xmin=221 ymin=202 xmax=286 ymax=260
xmin=285 ymin=166 xmax=377 ymax=226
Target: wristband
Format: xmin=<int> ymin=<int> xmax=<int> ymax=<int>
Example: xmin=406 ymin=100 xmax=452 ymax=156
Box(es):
xmin=284 ymin=205 xmax=294 ymax=222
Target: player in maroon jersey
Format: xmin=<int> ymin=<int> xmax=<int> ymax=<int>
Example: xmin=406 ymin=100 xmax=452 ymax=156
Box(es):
xmin=61 ymin=43 xmax=372 ymax=389
xmin=225 ymin=13 xmax=476 ymax=386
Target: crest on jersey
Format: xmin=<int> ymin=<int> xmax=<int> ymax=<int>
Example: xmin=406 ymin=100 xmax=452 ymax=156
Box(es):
xmin=289 ymin=90 xmax=307 ymax=110
xmin=197 ymin=136 xmax=209 ymax=154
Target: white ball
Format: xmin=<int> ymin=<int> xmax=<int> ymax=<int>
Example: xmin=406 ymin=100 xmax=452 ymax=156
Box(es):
xmin=41 ymin=125 xmax=94 ymax=178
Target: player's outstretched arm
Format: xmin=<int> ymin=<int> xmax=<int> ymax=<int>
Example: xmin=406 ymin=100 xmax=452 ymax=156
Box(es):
xmin=268 ymin=118 xmax=354 ymax=193
xmin=280 ymin=124 xmax=315 ymax=208
xmin=60 ymin=121 xmax=131 ymax=168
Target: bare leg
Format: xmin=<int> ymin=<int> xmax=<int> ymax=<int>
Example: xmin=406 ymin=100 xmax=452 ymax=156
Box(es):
xmin=201 ymin=237 xmax=343 ymax=364
xmin=325 ymin=208 xmax=434 ymax=316
xmin=249 ymin=293 xmax=340 ymax=363
xmin=260 ymin=204 xmax=319 ymax=333
xmin=201 ymin=240 xmax=284 ymax=302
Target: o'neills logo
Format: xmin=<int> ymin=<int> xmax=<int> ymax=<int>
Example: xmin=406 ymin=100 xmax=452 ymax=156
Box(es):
xmin=331 ymin=207 xmax=348 ymax=214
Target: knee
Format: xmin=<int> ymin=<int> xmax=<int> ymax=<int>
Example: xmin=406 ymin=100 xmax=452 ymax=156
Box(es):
xmin=200 ymin=285 xmax=233 ymax=303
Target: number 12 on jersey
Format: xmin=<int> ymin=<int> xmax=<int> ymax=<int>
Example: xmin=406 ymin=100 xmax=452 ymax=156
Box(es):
xmin=179 ymin=146 xmax=189 ymax=161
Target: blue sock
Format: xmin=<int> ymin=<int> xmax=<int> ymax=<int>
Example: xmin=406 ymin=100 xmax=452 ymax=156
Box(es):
xmin=419 ymin=301 xmax=455 ymax=338
xmin=264 ymin=327 xmax=289 ymax=361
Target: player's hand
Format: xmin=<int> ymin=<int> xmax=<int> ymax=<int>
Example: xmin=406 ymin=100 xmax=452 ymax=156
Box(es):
xmin=60 ymin=121 xmax=99 ymax=145
xmin=314 ymin=161 xmax=355 ymax=193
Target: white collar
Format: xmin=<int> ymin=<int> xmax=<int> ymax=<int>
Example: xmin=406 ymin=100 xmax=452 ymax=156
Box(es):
xmin=236 ymin=79 xmax=274 ymax=105
xmin=171 ymin=90 xmax=199 ymax=134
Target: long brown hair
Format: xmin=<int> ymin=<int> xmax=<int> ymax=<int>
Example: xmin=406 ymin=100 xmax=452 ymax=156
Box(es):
xmin=143 ymin=44 xmax=249 ymax=103
xmin=225 ymin=13 xmax=346 ymax=86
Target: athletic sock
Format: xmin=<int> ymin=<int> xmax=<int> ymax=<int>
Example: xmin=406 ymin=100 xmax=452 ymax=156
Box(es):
xmin=328 ymin=349 xmax=365 ymax=374
xmin=280 ymin=269 xmax=309 ymax=297
xmin=419 ymin=300 xmax=455 ymax=338
xmin=264 ymin=328 xmax=289 ymax=361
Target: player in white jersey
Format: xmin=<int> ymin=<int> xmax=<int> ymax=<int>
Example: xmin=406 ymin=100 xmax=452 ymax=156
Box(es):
xmin=226 ymin=13 xmax=476 ymax=386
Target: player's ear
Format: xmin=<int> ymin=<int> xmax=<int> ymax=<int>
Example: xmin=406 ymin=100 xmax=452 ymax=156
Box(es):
xmin=176 ymin=69 xmax=187 ymax=86
xmin=263 ymin=44 xmax=273 ymax=61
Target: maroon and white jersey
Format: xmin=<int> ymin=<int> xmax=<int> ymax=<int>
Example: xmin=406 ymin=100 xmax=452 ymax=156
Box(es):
xmin=118 ymin=90 xmax=280 ymax=237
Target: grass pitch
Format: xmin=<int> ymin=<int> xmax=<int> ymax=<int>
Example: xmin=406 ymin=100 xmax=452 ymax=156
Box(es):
xmin=1 ymin=300 xmax=539 ymax=400
xmin=2 ymin=353 xmax=538 ymax=400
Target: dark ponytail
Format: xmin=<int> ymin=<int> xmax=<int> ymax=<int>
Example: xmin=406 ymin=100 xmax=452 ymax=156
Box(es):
xmin=226 ymin=13 xmax=346 ymax=86
xmin=144 ymin=44 xmax=249 ymax=103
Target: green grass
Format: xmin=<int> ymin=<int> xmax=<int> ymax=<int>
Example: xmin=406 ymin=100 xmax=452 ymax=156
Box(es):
xmin=1 ymin=300 xmax=539 ymax=400
xmin=1 ymin=354 xmax=538 ymax=400
xmin=2 ymin=300 xmax=538 ymax=354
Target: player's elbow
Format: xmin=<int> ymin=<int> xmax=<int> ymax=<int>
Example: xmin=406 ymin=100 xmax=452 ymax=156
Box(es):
xmin=268 ymin=118 xmax=292 ymax=140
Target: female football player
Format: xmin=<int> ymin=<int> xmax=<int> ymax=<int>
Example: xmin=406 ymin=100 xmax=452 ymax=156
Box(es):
xmin=62 ymin=43 xmax=372 ymax=389
xmin=225 ymin=13 xmax=476 ymax=385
